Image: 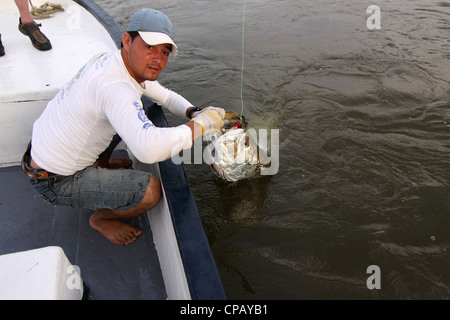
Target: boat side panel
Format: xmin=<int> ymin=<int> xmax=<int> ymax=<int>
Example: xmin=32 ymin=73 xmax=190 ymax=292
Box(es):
xmin=144 ymin=97 xmax=227 ymax=300
xmin=132 ymin=158 xmax=192 ymax=300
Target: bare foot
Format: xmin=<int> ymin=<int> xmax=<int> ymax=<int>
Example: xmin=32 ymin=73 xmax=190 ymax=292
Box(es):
xmin=89 ymin=213 xmax=142 ymax=245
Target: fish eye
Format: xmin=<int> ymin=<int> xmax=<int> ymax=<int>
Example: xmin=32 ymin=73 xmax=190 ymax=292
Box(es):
xmin=244 ymin=137 xmax=249 ymax=148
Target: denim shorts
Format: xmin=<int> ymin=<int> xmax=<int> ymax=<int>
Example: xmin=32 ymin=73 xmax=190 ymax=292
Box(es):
xmin=31 ymin=166 xmax=152 ymax=211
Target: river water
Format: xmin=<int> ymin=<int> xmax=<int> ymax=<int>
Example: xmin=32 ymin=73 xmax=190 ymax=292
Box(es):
xmin=94 ymin=0 xmax=450 ymax=299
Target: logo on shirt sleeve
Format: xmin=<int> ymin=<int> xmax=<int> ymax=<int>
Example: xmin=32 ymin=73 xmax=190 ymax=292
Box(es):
xmin=133 ymin=101 xmax=142 ymax=109
xmin=143 ymin=122 xmax=154 ymax=129
xmin=132 ymin=100 xmax=154 ymax=129
xmin=137 ymin=110 xmax=147 ymax=123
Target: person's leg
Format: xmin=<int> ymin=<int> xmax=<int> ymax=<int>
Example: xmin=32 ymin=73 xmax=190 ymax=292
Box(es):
xmin=14 ymin=0 xmax=33 ymax=23
xmin=15 ymin=0 xmax=52 ymax=51
xmin=89 ymin=175 xmax=162 ymax=245
xmin=31 ymin=164 xmax=161 ymax=245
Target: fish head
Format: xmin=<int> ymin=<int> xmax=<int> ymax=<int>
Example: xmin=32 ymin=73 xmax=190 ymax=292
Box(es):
xmin=222 ymin=110 xmax=248 ymax=130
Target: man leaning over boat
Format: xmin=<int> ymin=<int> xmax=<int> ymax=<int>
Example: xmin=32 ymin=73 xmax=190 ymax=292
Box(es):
xmin=21 ymin=8 xmax=225 ymax=245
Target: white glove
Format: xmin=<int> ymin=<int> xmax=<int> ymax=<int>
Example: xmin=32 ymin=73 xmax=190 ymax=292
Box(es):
xmin=191 ymin=107 xmax=225 ymax=134
xmin=192 ymin=106 xmax=225 ymax=119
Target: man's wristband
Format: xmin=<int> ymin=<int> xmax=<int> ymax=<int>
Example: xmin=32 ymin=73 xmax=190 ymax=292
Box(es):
xmin=187 ymin=106 xmax=203 ymax=119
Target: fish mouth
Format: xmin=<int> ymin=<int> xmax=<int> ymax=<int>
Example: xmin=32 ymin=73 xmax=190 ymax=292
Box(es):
xmin=222 ymin=113 xmax=247 ymax=130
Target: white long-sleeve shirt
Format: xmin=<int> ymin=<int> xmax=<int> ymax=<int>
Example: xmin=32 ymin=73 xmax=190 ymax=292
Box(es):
xmin=31 ymin=50 xmax=193 ymax=175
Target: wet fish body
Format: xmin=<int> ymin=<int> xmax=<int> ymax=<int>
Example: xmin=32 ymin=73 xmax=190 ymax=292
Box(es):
xmin=205 ymin=111 xmax=261 ymax=182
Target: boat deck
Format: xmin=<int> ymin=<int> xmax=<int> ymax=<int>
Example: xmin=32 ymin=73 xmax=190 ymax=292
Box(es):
xmin=0 ymin=149 xmax=167 ymax=300
xmin=0 ymin=0 xmax=226 ymax=300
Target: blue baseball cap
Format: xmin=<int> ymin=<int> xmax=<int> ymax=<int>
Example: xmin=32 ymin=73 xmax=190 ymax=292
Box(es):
xmin=126 ymin=8 xmax=178 ymax=56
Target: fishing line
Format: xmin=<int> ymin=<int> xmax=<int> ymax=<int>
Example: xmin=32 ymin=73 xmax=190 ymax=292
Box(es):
xmin=239 ymin=0 xmax=247 ymax=120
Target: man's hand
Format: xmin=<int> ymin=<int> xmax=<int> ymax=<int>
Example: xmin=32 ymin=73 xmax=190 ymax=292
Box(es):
xmin=191 ymin=106 xmax=224 ymax=119
xmin=190 ymin=106 xmax=225 ymax=134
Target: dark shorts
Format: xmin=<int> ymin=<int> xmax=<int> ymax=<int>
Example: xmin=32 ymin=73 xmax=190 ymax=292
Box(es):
xmin=31 ymin=166 xmax=152 ymax=211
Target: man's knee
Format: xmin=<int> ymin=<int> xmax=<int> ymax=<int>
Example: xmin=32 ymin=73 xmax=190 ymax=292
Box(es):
xmin=141 ymin=175 xmax=162 ymax=209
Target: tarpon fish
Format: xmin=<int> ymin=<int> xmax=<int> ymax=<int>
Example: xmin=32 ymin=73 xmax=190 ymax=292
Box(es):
xmin=205 ymin=111 xmax=262 ymax=182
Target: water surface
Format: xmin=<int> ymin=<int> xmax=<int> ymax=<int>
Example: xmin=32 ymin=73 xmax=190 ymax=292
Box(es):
xmin=95 ymin=0 xmax=450 ymax=299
